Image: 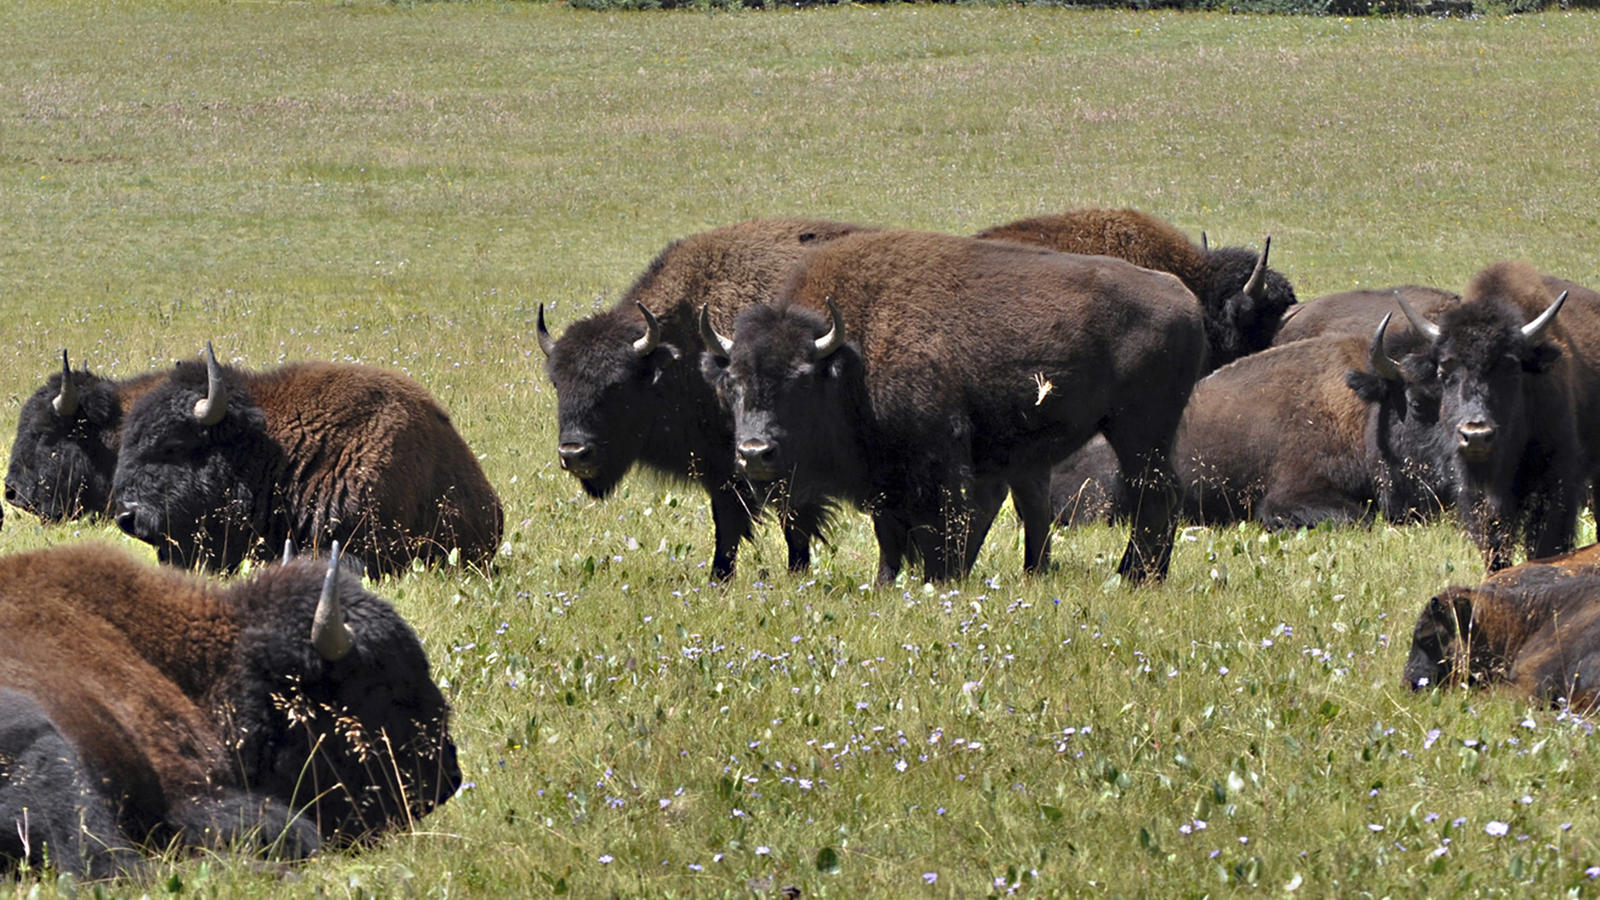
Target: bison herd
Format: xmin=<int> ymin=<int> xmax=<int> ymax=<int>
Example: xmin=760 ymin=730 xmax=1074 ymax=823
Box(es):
xmin=5 ymin=206 xmax=1600 ymax=877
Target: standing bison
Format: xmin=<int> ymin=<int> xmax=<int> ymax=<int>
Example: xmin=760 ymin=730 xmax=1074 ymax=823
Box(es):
xmin=537 ymin=218 xmax=866 ymax=580
xmin=111 ymin=344 xmax=503 ymax=575
xmin=4 ymin=352 xmax=163 ymax=524
xmin=1403 ymin=543 xmax=1600 ymax=706
xmin=0 ymin=542 xmax=460 ymax=877
xmin=976 ymin=208 xmax=1296 ymax=371
xmin=701 ymin=230 xmax=1205 ymax=583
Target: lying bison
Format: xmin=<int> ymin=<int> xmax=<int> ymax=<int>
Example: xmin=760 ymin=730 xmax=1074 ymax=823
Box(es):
xmin=1273 ymin=285 xmax=1461 ymax=348
xmin=112 ymin=344 xmax=503 ymax=575
xmin=976 ymin=208 xmax=1296 ymax=371
xmin=537 ymin=218 xmax=866 ymax=580
xmin=0 ymin=542 xmax=460 ymax=877
xmin=702 ymin=230 xmax=1205 ymax=583
xmin=4 ymin=352 xmax=164 ymax=524
xmin=1403 ymin=543 xmax=1600 ymax=707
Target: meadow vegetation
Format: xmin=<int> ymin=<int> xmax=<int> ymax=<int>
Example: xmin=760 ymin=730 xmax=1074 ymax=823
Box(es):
xmin=3 ymin=1 xmax=1600 ymax=895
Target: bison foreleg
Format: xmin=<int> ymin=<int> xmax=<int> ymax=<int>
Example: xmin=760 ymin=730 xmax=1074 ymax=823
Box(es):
xmin=1006 ymin=471 xmax=1054 ymax=573
xmin=707 ymin=487 xmax=757 ymax=582
xmin=165 ymin=790 xmax=321 ymax=861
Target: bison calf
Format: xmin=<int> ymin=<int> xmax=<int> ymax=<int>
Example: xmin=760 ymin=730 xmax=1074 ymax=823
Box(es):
xmin=112 ymin=345 xmax=503 ymax=575
xmin=0 ymin=542 xmax=461 ymax=877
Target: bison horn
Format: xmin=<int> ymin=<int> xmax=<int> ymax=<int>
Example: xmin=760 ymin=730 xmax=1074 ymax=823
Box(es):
xmin=1393 ymin=290 xmax=1442 ymax=343
xmin=192 ymin=342 xmax=229 ymax=426
xmin=52 ymin=349 xmax=79 ymax=418
xmin=1241 ymin=235 xmax=1271 ymax=301
xmin=1369 ymin=313 xmax=1404 ymax=382
xmin=536 ymin=304 xmax=557 ymax=358
xmin=282 ymin=538 xmax=296 ymax=565
xmin=1521 ymin=289 xmax=1568 ymax=342
xmin=311 ymin=540 xmax=356 ymax=662
xmin=1200 ymin=230 xmax=1209 ymax=252
xmin=698 ymin=304 xmax=734 ymax=360
xmin=812 ymin=297 xmax=847 ymax=360
xmin=632 ymin=302 xmax=662 ymax=357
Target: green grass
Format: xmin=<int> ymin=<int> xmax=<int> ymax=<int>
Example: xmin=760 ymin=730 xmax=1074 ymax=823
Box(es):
xmin=5 ymin=1 xmax=1600 ymax=896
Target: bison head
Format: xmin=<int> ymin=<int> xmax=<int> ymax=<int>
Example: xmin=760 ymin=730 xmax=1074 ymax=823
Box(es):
xmin=221 ymin=544 xmax=461 ymax=844
xmin=111 ymin=344 xmax=277 ymax=571
xmin=537 ymin=302 xmax=681 ymax=497
xmin=699 ymin=299 xmax=862 ymax=500
xmin=1198 ymin=237 xmax=1298 ymax=368
xmin=1403 ymin=589 xmax=1476 ymax=691
xmin=1344 ymin=314 xmax=1456 ymax=522
xmin=4 ymin=352 xmax=124 ymax=523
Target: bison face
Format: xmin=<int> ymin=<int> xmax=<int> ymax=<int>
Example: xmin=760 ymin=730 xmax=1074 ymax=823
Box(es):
xmin=1404 ymin=591 xmax=1474 ymax=690
xmin=112 ymin=361 xmax=275 ymax=571
xmin=702 ymin=302 xmax=862 ymax=499
xmin=225 ymin=561 xmax=461 ymax=844
xmin=1346 ymin=316 xmax=1455 ymax=521
xmin=4 ymin=370 xmax=123 ymax=523
xmin=538 ymin=304 xmax=681 ymax=498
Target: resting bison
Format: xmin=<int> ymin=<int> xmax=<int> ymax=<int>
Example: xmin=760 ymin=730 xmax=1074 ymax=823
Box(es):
xmin=1274 ymin=285 xmax=1461 ymax=348
xmin=537 ymin=218 xmax=866 ymax=580
xmin=4 ymin=352 xmax=163 ymax=524
xmin=702 ymin=229 xmax=1205 ymax=583
xmin=975 ymin=208 xmax=1296 ymax=372
xmin=1403 ymin=543 xmax=1600 ymax=707
xmin=112 ymin=345 xmax=503 ymax=575
xmin=1382 ymin=262 xmax=1583 ymax=570
xmin=1051 ymin=320 xmax=1453 ymax=529
xmin=0 ymin=542 xmax=460 ymax=877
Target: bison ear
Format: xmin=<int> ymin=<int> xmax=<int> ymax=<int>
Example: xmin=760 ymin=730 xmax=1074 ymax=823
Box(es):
xmin=646 ymin=343 xmax=683 ymax=387
xmin=1523 ymin=342 xmax=1562 ymax=373
xmin=1345 ymin=369 xmax=1388 ymax=403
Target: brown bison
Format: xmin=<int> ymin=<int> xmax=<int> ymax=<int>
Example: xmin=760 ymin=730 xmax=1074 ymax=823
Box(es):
xmin=1403 ymin=543 xmax=1600 ymax=708
xmin=1273 ymin=285 xmax=1461 ymax=348
xmin=976 ymin=208 xmax=1296 ymax=372
xmin=5 ymin=352 xmax=164 ymax=524
xmin=0 ymin=542 xmax=460 ymax=877
xmin=537 ymin=218 xmax=866 ymax=580
xmin=111 ymin=344 xmax=503 ymax=575
xmin=701 ymin=229 xmax=1206 ymax=583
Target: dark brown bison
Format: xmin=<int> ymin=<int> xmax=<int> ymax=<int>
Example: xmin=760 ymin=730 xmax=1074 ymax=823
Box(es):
xmin=4 ymin=352 xmax=164 ymax=524
xmin=111 ymin=345 xmax=503 ymax=575
xmin=701 ymin=229 xmax=1206 ymax=583
xmin=1403 ymin=543 xmax=1600 ymax=707
xmin=537 ymin=218 xmax=866 ymax=580
xmin=0 ymin=542 xmax=460 ymax=877
xmin=1051 ymin=322 xmax=1454 ymax=529
xmin=1273 ymin=285 xmax=1461 ymax=348
xmin=975 ymin=208 xmax=1296 ymax=372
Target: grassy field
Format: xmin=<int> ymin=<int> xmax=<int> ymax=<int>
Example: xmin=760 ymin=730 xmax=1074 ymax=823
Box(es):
xmin=5 ymin=1 xmax=1600 ymax=896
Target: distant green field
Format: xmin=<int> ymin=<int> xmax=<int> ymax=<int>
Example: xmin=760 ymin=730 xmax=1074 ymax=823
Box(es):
xmin=5 ymin=2 xmax=1600 ymax=896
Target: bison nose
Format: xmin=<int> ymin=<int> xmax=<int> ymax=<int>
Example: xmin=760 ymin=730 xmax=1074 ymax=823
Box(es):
xmin=736 ymin=439 xmax=780 ymax=480
xmin=114 ymin=500 xmax=141 ymax=536
xmin=557 ymin=442 xmax=599 ymax=477
xmin=1457 ymin=421 xmax=1496 ymax=459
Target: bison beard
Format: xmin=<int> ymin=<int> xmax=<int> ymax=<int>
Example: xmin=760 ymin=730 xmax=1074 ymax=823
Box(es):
xmin=0 ymin=543 xmax=460 ymax=877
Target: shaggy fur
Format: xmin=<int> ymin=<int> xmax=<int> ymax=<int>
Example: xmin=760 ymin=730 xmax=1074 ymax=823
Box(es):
xmin=976 ymin=208 xmax=1297 ymax=371
xmin=112 ymin=359 xmax=502 ymax=575
xmin=1403 ymin=543 xmax=1600 ymax=708
xmin=539 ymin=218 xmax=866 ymax=580
xmin=5 ymin=367 xmax=164 ymax=523
xmin=705 ymin=229 xmax=1206 ymax=583
xmin=0 ymin=544 xmax=459 ymax=877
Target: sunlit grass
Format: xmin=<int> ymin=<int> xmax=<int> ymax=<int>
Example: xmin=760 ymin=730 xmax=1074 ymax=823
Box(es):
xmin=5 ymin=1 xmax=1600 ymax=895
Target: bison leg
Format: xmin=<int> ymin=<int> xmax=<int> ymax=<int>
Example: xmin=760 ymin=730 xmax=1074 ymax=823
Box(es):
xmin=962 ymin=478 xmax=1010 ymax=571
xmin=707 ymin=488 xmax=757 ymax=581
xmin=1008 ymin=470 xmax=1055 ymax=573
xmin=871 ymin=512 xmax=912 ymax=584
xmin=1102 ymin=431 xmax=1180 ymax=583
xmin=781 ymin=502 xmax=831 ymax=572
xmin=166 ymin=791 xmax=321 ymax=861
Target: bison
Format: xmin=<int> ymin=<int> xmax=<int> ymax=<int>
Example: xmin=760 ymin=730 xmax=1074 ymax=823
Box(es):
xmin=5 ymin=351 xmax=164 ymax=524
xmin=111 ymin=344 xmax=503 ymax=575
xmin=1403 ymin=543 xmax=1600 ymax=708
xmin=975 ymin=208 xmax=1297 ymax=372
xmin=1273 ymin=285 xmax=1461 ymax=348
xmin=701 ymin=229 xmax=1206 ymax=583
xmin=0 ymin=542 xmax=460 ymax=877
xmin=536 ymin=218 xmax=866 ymax=580
xmin=1051 ymin=319 xmax=1454 ymax=530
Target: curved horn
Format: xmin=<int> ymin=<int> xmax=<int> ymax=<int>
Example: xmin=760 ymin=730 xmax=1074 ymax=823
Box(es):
xmin=52 ymin=349 xmax=79 ymax=418
xmin=698 ymin=304 xmax=734 ymax=360
xmin=536 ymin=304 xmax=557 ymax=358
xmin=1521 ymin=290 xmax=1568 ymax=342
xmin=632 ymin=302 xmax=662 ymax=357
xmin=310 ymin=541 xmax=356 ymax=662
xmin=812 ymin=296 xmax=847 ymax=360
xmin=192 ymin=342 xmax=229 ymax=426
xmin=1393 ymin=290 xmax=1442 ymax=343
xmin=1241 ymin=235 xmax=1271 ymax=301
xmin=282 ymin=538 xmax=296 ymax=565
xmin=1368 ymin=313 xmax=1404 ymax=382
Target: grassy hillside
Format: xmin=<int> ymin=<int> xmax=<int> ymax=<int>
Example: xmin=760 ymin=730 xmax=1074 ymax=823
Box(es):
xmin=4 ymin=2 xmax=1600 ymax=895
